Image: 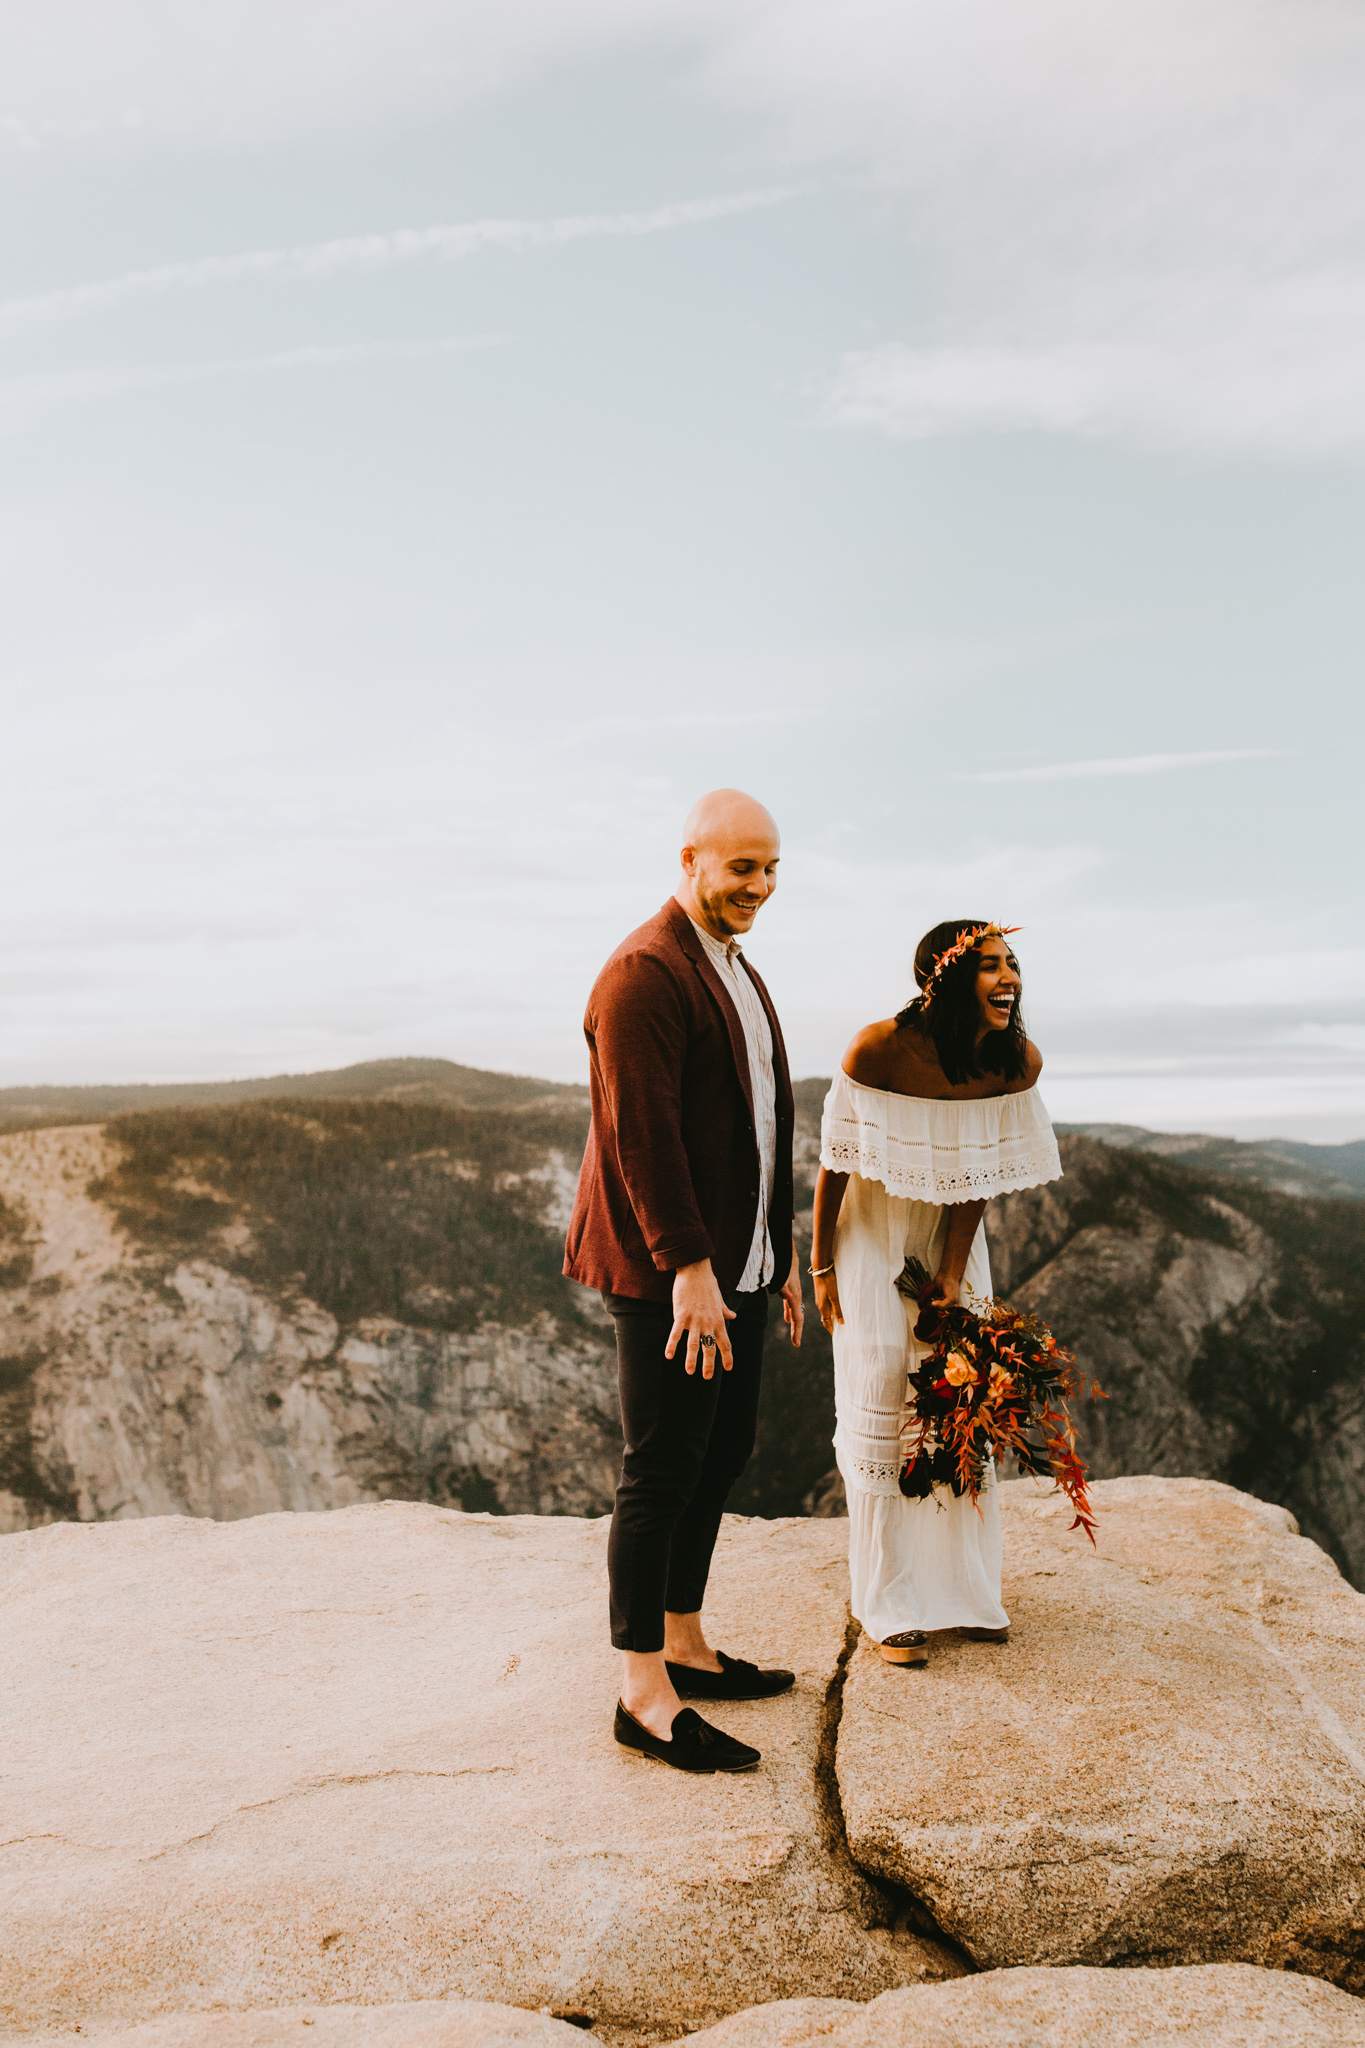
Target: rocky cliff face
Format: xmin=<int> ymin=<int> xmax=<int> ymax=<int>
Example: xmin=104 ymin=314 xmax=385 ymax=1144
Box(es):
xmin=985 ymin=1135 xmax=1365 ymax=1587
xmin=1 ymin=1076 xmax=1362 ymax=1589
xmin=0 ymin=1106 xmax=619 ymax=1532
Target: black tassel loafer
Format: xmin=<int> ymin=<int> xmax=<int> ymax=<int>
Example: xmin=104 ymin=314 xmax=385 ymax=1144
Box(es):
xmin=614 ymin=1701 xmax=761 ymax=1773
xmin=665 ymin=1651 xmax=796 ymax=1701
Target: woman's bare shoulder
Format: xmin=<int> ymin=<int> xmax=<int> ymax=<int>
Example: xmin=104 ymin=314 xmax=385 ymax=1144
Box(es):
xmin=841 ymin=1019 xmax=902 ymax=1087
xmin=843 ymin=1019 xmax=940 ymax=1091
xmin=1015 ymin=1038 xmax=1044 ymax=1088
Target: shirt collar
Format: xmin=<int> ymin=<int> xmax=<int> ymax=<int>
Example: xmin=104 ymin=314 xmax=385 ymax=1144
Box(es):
xmin=687 ymin=915 xmax=741 ymax=966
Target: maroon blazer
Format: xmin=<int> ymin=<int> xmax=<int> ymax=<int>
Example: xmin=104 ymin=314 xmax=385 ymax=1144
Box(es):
xmin=563 ymin=898 xmax=795 ymax=1303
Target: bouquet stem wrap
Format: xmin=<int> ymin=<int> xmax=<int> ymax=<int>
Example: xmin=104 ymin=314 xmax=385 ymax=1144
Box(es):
xmin=894 ymin=1256 xmax=1103 ymax=1542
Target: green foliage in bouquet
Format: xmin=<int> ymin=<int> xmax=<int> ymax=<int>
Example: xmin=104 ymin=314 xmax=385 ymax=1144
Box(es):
xmin=894 ymin=1255 xmax=1104 ymax=1541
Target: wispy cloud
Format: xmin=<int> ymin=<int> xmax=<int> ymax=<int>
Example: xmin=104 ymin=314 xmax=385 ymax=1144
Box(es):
xmin=825 ymin=284 xmax=1365 ymax=456
xmin=0 ymin=188 xmax=802 ymax=333
xmin=963 ymin=749 xmax=1289 ymax=785
xmin=0 ymin=335 xmax=498 ymax=408
xmin=756 ymin=0 xmax=1365 ymax=458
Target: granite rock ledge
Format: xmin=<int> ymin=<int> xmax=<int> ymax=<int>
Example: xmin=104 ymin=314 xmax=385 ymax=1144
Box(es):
xmin=4 ymin=1477 xmax=1365 ymax=2046
xmin=670 ymin=1963 xmax=1365 ymax=2047
xmin=0 ymin=1505 xmax=956 ymax=2043
xmin=9 ymin=1966 xmax=1365 ymax=2048
xmin=10 ymin=2001 xmax=594 ymax=2047
xmin=838 ymin=1476 xmax=1365 ymax=1990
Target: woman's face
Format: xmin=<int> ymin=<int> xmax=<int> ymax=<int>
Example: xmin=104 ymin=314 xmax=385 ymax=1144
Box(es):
xmin=975 ymin=936 xmax=1021 ymax=1035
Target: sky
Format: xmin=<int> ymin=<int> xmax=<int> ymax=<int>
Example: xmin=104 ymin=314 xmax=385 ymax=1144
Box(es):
xmin=1 ymin=0 xmax=1362 ymax=1138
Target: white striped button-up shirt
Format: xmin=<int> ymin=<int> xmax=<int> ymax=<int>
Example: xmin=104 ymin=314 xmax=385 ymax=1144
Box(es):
xmin=689 ymin=918 xmax=778 ymax=1290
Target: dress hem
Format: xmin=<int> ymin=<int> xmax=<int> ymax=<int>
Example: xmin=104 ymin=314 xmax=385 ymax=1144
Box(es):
xmin=854 ymin=1603 xmax=1012 ymax=1637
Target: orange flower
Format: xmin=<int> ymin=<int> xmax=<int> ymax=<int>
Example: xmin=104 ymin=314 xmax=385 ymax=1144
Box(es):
xmin=944 ymin=1351 xmax=978 ymax=1388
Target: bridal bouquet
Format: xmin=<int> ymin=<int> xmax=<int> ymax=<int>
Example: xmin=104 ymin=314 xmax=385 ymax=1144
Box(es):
xmin=893 ymin=1257 xmax=1103 ymax=1542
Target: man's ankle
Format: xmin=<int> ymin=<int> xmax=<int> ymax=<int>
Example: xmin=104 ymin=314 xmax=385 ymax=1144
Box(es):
xmin=663 ymin=1633 xmax=723 ymax=1672
xmin=663 ymin=1611 xmax=722 ymax=1671
xmin=621 ymin=1688 xmax=681 ymax=1741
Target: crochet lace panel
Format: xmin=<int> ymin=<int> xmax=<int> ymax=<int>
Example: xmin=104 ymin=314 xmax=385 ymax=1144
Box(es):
xmin=842 ymin=1452 xmax=904 ymax=1497
xmin=839 ymin=1438 xmax=1000 ymax=1500
xmin=837 ymin=1407 xmax=911 ymax=1497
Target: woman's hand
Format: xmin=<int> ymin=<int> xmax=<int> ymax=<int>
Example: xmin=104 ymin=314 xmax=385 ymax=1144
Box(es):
xmin=930 ymin=1200 xmax=987 ymax=1311
xmin=812 ymin=1169 xmax=849 ymax=1337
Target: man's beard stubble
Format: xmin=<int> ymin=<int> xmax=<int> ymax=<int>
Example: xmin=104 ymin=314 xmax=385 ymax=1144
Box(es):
xmin=694 ymin=879 xmax=743 ymax=938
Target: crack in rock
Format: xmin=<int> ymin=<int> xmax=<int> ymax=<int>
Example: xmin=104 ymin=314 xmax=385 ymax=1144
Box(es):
xmin=817 ymin=1607 xmax=975 ymax=1973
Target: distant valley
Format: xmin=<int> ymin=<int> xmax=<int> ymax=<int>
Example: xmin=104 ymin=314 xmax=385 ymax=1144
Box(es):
xmin=1 ymin=1058 xmax=1362 ymax=1588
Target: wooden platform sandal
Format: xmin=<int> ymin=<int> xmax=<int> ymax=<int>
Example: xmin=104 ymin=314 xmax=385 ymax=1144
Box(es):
xmin=873 ymin=1630 xmax=929 ymax=1666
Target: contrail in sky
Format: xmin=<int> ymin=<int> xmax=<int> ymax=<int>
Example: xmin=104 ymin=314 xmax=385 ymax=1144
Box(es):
xmin=966 ymin=748 xmax=1288 ymax=784
xmin=0 ymin=335 xmax=498 ymax=407
xmin=0 ymin=189 xmax=804 ymax=333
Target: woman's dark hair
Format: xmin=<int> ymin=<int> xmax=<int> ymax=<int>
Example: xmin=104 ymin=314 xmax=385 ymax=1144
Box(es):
xmin=893 ymin=919 xmax=1028 ymax=1086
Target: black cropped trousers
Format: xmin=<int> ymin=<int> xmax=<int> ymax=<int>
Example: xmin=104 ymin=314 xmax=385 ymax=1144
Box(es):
xmin=604 ymin=1286 xmax=769 ymax=1653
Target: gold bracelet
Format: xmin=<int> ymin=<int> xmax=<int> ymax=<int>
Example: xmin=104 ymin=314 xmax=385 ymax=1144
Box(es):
xmin=809 ymin=1261 xmax=835 ymax=1279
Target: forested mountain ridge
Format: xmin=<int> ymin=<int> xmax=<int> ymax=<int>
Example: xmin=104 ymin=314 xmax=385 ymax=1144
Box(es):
xmin=0 ymin=1064 xmax=1361 ymax=1586
xmin=1058 ymin=1119 xmax=1365 ymax=1202
xmin=0 ymin=1056 xmax=587 ymax=1136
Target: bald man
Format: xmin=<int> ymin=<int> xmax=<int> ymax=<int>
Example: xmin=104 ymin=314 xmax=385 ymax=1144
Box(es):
xmin=564 ymin=789 xmax=804 ymax=1774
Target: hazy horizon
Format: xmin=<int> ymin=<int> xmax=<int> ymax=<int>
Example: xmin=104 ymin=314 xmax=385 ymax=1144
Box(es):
xmin=2 ymin=1035 xmax=1361 ymax=1148
xmin=3 ymin=2 xmax=1362 ymax=1141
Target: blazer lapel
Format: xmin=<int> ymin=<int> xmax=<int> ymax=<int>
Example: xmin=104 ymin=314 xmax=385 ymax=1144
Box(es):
xmin=666 ymin=901 xmax=757 ymax=1126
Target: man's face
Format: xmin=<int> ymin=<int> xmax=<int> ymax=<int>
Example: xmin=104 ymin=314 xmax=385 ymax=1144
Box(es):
xmin=682 ymin=830 xmax=780 ymax=938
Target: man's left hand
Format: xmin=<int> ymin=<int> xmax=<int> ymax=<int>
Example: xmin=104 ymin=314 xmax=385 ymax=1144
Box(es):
xmin=781 ymin=1244 xmax=804 ymax=1348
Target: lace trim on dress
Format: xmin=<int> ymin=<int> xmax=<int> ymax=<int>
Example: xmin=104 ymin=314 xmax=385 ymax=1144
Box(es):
xmin=820 ymin=1135 xmax=1060 ymax=1197
xmin=837 ymin=1439 xmax=905 ymax=1497
xmin=843 ymin=1453 xmax=903 ymax=1492
xmin=839 ymin=1432 xmax=1002 ymax=1502
xmin=819 ymin=1070 xmax=1063 ymax=1203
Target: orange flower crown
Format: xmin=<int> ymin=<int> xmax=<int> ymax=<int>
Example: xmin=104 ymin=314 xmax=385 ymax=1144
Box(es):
xmin=917 ymin=923 xmax=1022 ymax=1013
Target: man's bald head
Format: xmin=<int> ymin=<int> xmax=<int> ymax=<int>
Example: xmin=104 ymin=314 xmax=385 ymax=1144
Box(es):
xmin=681 ymin=787 xmax=780 ymax=856
xmin=675 ymin=788 xmax=781 ymax=942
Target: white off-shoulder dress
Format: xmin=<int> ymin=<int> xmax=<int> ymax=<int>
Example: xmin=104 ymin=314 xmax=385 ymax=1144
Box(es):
xmin=819 ymin=1069 xmax=1063 ymax=1640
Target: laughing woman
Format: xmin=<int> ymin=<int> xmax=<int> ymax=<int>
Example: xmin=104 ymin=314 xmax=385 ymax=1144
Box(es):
xmin=811 ymin=922 xmax=1063 ymax=1667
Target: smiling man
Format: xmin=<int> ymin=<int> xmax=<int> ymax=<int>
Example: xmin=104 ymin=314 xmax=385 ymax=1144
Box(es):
xmin=564 ymin=788 xmax=804 ymax=1774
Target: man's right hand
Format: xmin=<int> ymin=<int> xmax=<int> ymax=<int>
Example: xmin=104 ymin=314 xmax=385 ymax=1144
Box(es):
xmin=666 ymin=1259 xmax=737 ymax=1379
